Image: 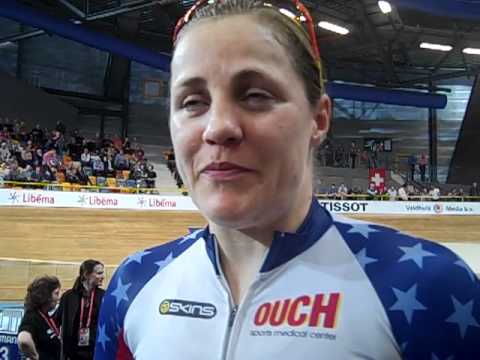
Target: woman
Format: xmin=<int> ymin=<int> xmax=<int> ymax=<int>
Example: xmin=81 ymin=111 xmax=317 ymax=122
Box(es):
xmin=17 ymin=276 xmax=61 ymax=360
xmin=58 ymin=259 xmax=105 ymax=360
xmin=96 ymin=1 xmax=480 ymax=359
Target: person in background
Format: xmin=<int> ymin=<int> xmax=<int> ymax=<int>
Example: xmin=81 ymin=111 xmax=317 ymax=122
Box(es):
xmin=17 ymin=276 xmax=61 ymax=360
xmin=407 ymin=153 xmax=417 ymax=181
xmin=387 ymin=185 xmax=397 ymax=201
xmin=96 ymin=1 xmax=480 ymax=359
xmin=418 ymin=153 xmax=427 ymax=182
xmin=366 ymin=182 xmax=378 ymax=200
xmin=429 ymin=184 xmax=441 ymax=201
xmin=398 ymin=183 xmax=409 ymax=201
xmin=470 ymin=182 xmax=479 ymax=201
xmin=337 ymin=183 xmax=349 ymax=200
xmin=57 ymin=259 xmax=105 ymax=360
xmin=327 ymin=183 xmax=337 ymax=199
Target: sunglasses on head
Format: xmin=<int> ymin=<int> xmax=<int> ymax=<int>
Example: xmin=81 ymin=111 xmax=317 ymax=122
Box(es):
xmin=172 ymin=0 xmax=321 ymax=62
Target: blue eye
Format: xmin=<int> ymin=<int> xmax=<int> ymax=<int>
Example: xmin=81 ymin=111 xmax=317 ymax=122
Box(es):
xmin=181 ymin=97 xmax=209 ymax=114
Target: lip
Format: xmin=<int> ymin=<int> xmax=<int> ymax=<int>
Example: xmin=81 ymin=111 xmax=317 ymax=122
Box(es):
xmin=201 ymin=162 xmax=253 ymax=180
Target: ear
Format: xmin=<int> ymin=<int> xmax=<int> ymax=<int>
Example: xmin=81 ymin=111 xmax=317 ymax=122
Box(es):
xmin=311 ymin=94 xmax=331 ymax=146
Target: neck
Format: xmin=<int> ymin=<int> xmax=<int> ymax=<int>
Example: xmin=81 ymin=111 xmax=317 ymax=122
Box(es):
xmin=82 ymin=281 xmax=93 ymax=293
xmin=210 ymin=193 xmax=313 ymax=305
xmin=211 ymin=226 xmax=268 ymax=305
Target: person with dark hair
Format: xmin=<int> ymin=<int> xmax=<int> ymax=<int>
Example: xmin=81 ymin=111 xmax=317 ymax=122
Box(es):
xmin=17 ymin=276 xmax=61 ymax=360
xmin=97 ymin=1 xmax=480 ymax=359
xmin=57 ymin=259 xmax=105 ymax=360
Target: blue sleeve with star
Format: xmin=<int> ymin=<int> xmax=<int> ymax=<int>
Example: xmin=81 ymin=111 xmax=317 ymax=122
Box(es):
xmin=94 ymin=229 xmax=204 ymax=360
xmin=335 ymin=220 xmax=480 ymax=359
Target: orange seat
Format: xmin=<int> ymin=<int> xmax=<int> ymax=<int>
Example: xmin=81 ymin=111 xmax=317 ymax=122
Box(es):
xmin=61 ymin=182 xmax=71 ymax=192
xmin=106 ymin=177 xmax=117 ymax=188
xmin=88 ymin=176 xmax=97 ymax=186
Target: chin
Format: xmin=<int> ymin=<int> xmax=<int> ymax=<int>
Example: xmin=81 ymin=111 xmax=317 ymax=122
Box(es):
xmin=200 ymin=195 xmax=259 ymax=229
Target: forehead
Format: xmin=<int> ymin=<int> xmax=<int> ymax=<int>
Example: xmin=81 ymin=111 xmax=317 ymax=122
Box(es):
xmin=171 ymin=15 xmax=293 ymax=84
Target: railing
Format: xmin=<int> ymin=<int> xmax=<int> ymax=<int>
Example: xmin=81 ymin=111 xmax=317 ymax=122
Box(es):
xmin=0 ymin=258 xmax=117 ymax=302
xmin=0 ymin=179 xmax=184 ymax=195
xmin=315 ymin=193 xmax=480 ymax=202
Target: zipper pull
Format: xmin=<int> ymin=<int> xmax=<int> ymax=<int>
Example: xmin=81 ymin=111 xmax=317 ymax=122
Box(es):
xmin=229 ymin=306 xmax=238 ymax=327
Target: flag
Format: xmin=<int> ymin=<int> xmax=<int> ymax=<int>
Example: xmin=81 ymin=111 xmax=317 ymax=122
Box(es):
xmin=369 ymin=168 xmax=386 ymax=194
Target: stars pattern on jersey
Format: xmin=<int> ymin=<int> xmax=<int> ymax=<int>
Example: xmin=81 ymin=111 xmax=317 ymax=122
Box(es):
xmin=355 ymin=248 xmax=378 ymax=269
xmin=97 ymin=323 xmax=111 ymax=352
xmin=123 ymin=249 xmax=152 ymax=266
xmin=389 ymin=284 xmax=427 ymax=324
xmin=446 ymin=296 xmax=480 ymax=338
xmin=94 ymin=229 xmax=205 ymax=359
xmin=335 ymin=218 xmax=480 ymax=359
xmin=111 ymin=278 xmax=131 ymax=307
xmin=398 ymin=243 xmax=436 ymax=269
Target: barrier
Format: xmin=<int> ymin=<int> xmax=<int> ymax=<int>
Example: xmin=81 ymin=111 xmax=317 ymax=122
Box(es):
xmin=1 ymin=189 xmax=480 ymax=215
xmin=0 ymin=257 xmax=117 ymax=301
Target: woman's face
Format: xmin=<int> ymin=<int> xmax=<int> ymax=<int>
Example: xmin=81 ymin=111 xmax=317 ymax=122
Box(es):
xmin=170 ymin=15 xmax=330 ymax=231
xmin=49 ymin=287 xmax=61 ymax=311
xmin=85 ymin=264 xmax=105 ymax=288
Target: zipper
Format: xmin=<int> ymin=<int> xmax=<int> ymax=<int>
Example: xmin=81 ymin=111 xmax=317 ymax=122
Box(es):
xmin=213 ymin=237 xmax=238 ymax=360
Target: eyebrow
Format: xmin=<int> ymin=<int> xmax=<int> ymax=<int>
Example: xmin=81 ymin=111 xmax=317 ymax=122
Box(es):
xmin=172 ymin=77 xmax=206 ymax=90
xmin=231 ymin=68 xmax=278 ymax=85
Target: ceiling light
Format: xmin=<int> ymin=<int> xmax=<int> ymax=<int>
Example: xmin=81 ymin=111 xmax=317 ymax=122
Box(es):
xmin=279 ymin=8 xmax=296 ymax=20
xmin=378 ymin=1 xmax=392 ymax=14
xmin=463 ymin=47 xmax=480 ymax=55
xmin=419 ymin=42 xmax=453 ymax=52
xmin=318 ymin=21 xmax=349 ymax=35
xmin=0 ymin=41 xmax=14 ymax=48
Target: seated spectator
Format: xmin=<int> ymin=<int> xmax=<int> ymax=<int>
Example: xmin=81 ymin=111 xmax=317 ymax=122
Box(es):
xmin=0 ymin=142 xmax=11 ymax=163
xmin=420 ymin=187 xmax=430 ymax=201
xmin=366 ymin=182 xmax=378 ymax=200
xmin=387 ymin=186 xmax=397 ymax=201
xmin=114 ymin=150 xmax=129 ymax=170
xmin=398 ymin=184 xmax=408 ymax=201
xmin=337 ymin=183 xmax=348 ymax=200
xmin=30 ymin=124 xmax=44 ymax=145
xmin=327 ymin=184 xmax=337 ymax=199
xmin=146 ymin=165 xmax=157 ymax=189
xmin=91 ymin=152 xmax=105 ymax=176
xmin=469 ymin=182 xmax=479 ymax=201
xmin=42 ymin=148 xmax=60 ymax=169
xmin=80 ymin=148 xmax=91 ymax=167
xmin=429 ymin=185 xmax=441 ymax=201
xmin=103 ymin=154 xmax=115 ymax=177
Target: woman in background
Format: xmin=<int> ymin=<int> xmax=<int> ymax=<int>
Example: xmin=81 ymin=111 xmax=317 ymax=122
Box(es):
xmin=17 ymin=276 xmax=61 ymax=360
xmin=57 ymin=259 xmax=105 ymax=360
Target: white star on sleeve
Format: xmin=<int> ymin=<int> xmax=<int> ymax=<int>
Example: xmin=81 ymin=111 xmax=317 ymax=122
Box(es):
xmin=111 ymin=277 xmax=132 ymax=307
xmin=398 ymin=243 xmax=436 ymax=268
xmin=97 ymin=323 xmax=111 ymax=352
xmin=389 ymin=284 xmax=427 ymax=324
xmin=446 ymin=296 xmax=480 ymax=338
xmin=346 ymin=223 xmax=380 ymax=239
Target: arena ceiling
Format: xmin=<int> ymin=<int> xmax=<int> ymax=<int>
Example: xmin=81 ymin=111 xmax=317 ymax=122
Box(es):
xmin=2 ymin=0 xmax=480 ymax=90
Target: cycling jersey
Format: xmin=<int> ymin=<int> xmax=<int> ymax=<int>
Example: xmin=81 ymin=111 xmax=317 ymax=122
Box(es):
xmin=95 ymin=199 xmax=480 ymax=359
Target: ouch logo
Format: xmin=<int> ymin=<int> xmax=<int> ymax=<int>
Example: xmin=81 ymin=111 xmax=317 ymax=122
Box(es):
xmin=253 ymin=293 xmax=341 ymax=329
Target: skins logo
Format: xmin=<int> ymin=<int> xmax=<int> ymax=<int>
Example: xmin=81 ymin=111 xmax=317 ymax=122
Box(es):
xmin=159 ymin=299 xmax=217 ymax=319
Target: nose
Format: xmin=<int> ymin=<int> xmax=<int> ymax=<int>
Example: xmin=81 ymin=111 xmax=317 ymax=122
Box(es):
xmin=202 ymin=100 xmax=243 ymax=147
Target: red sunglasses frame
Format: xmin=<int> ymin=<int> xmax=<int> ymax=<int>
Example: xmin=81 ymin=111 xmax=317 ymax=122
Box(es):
xmin=172 ymin=0 xmax=321 ymax=61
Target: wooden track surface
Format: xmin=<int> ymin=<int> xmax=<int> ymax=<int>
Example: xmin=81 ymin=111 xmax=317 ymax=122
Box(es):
xmin=1 ymin=207 xmax=479 ymax=300
xmin=2 ymin=207 xmax=479 ymax=263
